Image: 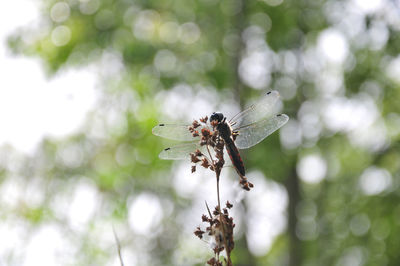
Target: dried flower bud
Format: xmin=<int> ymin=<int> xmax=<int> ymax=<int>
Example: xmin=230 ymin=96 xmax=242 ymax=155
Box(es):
xmin=200 ymin=116 xmax=208 ymax=123
xmin=192 ymin=131 xmax=199 ymax=137
xmin=194 ymin=227 xmax=205 ymax=239
xmin=192 ymin=120 xmax=200 ymax=128
xmin=201 ymin=158 xmax=210 ymax=169
xmin=207 ymin=257 xmax=216 ymax=265
xmin=201 ymin=128 xmax=211 ymax=137
xmin=226 ymin=201 xmax=233 ymax=209
xmin=207 ymin=257 xmax=223 ymax=266
xmin=191 ymin=165 xmax=196 ymax=173
xmin=190 ymin=153 xmax=201 ymax=163
xmin=195 ymin=149 xmax=202 ymax=157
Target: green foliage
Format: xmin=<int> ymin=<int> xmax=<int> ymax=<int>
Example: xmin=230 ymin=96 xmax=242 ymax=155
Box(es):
xmin=3 ymin=0 xmax=400 ymax=265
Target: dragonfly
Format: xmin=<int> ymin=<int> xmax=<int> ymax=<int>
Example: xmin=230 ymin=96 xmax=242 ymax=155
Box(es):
xmin=152 ymin=91 xmax=289 ymax=188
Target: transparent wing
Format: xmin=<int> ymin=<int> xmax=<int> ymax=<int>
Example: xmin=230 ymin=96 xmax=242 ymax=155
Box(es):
xmin=230 ymin=91 xmax=281 ymax=128
xmin=234 ymin=114 xmax=289 ymax=149
xmin=159 ymin=143 xmax=201 ymax=160
xmin=160 ymin=144 xmax=235 ymax=173
xmin=159 ymin=141 xmax=235 ymax=170
xmin=152 ymin=124 xmax=202 ymax=141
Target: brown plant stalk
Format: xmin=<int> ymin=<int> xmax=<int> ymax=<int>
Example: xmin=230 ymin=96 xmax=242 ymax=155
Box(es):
xmin=191 ymin=117 xmax=240 ymax=266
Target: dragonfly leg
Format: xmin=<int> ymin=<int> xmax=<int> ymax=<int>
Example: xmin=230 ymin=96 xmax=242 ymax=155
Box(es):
xmin=232 ymin=130 xmax=239 ymax=141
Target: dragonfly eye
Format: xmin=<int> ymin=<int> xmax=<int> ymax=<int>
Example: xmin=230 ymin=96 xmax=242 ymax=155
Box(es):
xmin=210 ymin=112 xmax=224 ymax=122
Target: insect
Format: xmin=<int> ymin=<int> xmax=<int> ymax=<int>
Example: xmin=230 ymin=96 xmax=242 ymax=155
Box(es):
xmin=152 ymin=91 xmax=289 ymax=186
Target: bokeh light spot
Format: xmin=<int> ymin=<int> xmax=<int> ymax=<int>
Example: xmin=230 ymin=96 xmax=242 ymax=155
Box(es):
xmin=154 ymin=49 xmax=177 ymax=74
xmin=51 ymin=25 xmax=71 ymax=46
xmin=386 ymin=56 xmax=400 ymax=84
xmin=79 ymin=0 xmax=100 ymax=15
xmin=245 ymin=172 xmax=288 ymax=256
xmin=68 ymin=180 xmax=98 ymax=230
xmin=56 ymin=143 xmax=84 ymax=169
xmin=350 ymin=214 xmax=371 ymax=236
xmin=249 ymin=12 xmax=272 ymax=32
xmin=133 ymin=10 xmax=159 ymax=40
xmin=159 ymin=21 xmax=179 ymax=43
xmin=261 ymin=0 xmax=284 ymax=7
xmin=239 ymin=50 xmax=271 ymax=89
xmin=280 ymin=119 xmax=302 ymax=149
xmin=50 ymin=2 xmax=70 ymax=23
xmin=337 ymin=246 xmax=367 ymax=266
xmin=318 ymin=29 xmax=348 ymax=64
xmin=353 ymin=0 xmax=383 ymax=14
xmin=179 ymin=22 xmax=201 ymax=44
xmin=23 ymin=225 xmax=74 ymax=266
xmin=128 ymin=193 xmax=163 ymax=235
xmin=297 ymin=154 xmax=327 ymax=184
xmin=359 ymin=166 xmax=392 ymax=195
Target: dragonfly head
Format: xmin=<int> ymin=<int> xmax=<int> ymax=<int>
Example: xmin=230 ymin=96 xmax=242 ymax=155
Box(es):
xmin=210 ymin=112 xmax=224 ymax=123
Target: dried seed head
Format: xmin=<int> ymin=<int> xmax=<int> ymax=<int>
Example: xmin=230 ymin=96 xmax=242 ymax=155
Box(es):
xmin=194 ymin=226 xmax=205 ymax=239
xmin=211 ymin=120 xmax=219 ymax=127
xmin=191 ymin=165 xmax=196 ymax=173
xmin=206 ymin=257 xmax=216 ymax=265
xmin=226 ymin=201 xmax=233 ymax=209
xmin=201 ymin=128 xmax=211 ymax=137
xmin=195 ymin=149 xmax=202 ymax=157
xmin=192 ymin=120 xmax=200 ymax=128
xmin=199 ymin=202 xmax=236 ymax=264
xmin=201 ymin=158 xmax=210 ymax=169
xmin=200 ymin=116 xmax=208 ymax=123
xmin=213 ymin=207 xmax=221 ymax=216
xmin=190 ymin=153 xmax=201 ymax=163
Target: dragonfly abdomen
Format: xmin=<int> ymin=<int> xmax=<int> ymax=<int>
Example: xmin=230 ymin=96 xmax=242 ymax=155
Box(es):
xmin=225 ymin=138 xmax=245 ymax=176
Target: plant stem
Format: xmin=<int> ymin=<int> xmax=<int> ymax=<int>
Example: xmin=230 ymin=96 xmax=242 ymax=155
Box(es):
xmin=206 ymin=143 xmax=232 ymax=265
xmin=216 ymin=170 xmax=232 ymax=265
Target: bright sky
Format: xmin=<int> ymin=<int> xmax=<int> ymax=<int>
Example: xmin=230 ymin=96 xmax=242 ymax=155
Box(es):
xmin=0 ymin=0 xmax=96 ymax=154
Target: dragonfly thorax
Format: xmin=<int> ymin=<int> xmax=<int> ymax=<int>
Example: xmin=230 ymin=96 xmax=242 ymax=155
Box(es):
xmin=210 ymin=112 xmax=224 ymax=123
xmin=210 ymin=112 xmax=233 ymax=141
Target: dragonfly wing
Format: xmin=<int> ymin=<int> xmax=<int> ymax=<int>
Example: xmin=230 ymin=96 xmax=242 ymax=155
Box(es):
xmin=152 ymin=124 xmax=200 ymax=141
xmin=235 ymin=114 xmax=289 ymax=149
xmin=231 ymin=91 xmax=281 ymax=127
xmin=159 ymin=143 xmax=201 ymax=160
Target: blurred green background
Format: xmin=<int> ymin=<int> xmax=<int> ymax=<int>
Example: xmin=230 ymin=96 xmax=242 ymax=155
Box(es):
xmin=2 ymin=0 xmax=400 ymax=265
